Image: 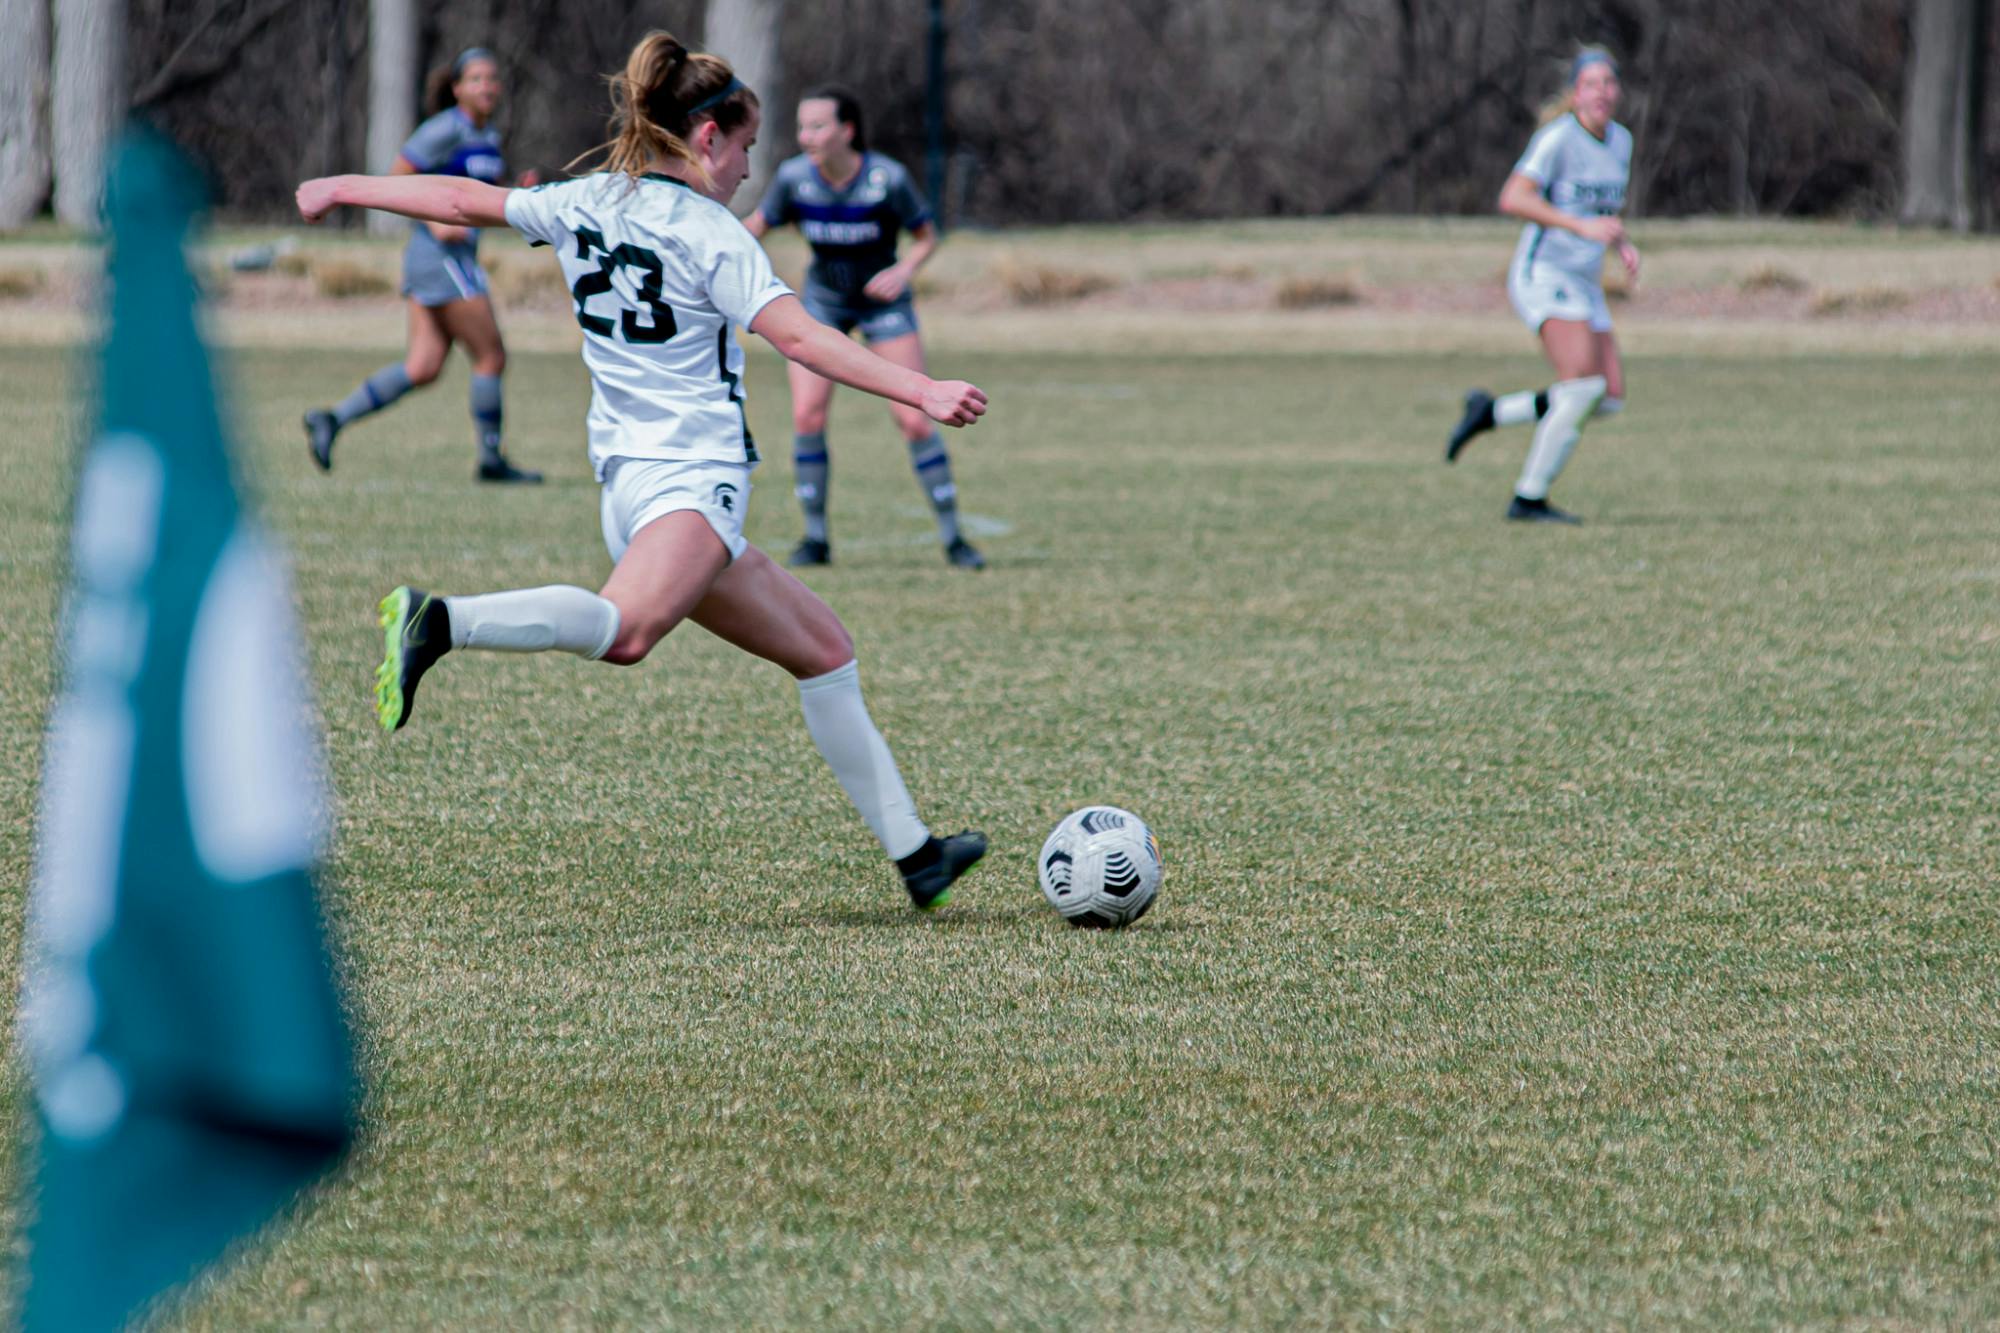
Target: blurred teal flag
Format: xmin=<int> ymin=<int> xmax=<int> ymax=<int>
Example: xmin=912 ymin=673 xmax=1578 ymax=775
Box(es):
xmin=18 ymin=128 xmax=356 ymax=1330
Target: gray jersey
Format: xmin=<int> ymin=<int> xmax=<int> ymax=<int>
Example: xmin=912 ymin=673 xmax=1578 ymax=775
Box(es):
xmin=756 ymin=152 xmax=931 ymax=299
xmin=1509 ymin=114 xmax=1632 ymax=277
xmin=400 ymin=108 xmax=507 ymax=253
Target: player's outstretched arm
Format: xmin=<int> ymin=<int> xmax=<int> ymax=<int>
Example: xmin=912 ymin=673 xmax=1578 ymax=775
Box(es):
xmin=296 ymin=174 xmax=512 ymax=229
xmin=750 ymin=294 xmax=986 ymax=427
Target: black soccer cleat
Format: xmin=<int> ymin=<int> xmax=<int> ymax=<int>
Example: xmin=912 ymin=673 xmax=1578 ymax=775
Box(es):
xmin=897 ymin=831 xmax=988 ymax=911
xmin=943 ymin=537 xmax=986 ymax=570
xmin=477 ymin=454 xmax=543 ymax=484
xmin=1446 ymin=389 xmax=1495 ymax=462
xmin=375 ymin=586 xmax=451 ymax=732
xmin=304 ymin=409 xmax=337 ymax=472
xmin=787 ymin=537 xmax=832 ymax=567
xmin=1506 ymin=495 xmax=1583 ymax=525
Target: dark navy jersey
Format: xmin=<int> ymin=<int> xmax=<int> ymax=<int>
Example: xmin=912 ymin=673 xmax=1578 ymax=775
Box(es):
xmin=400 ymin=107 xmax=506 ymax=182
xmin=756 ymin=152 xmax=931 ymax=298
xmin=400 ymin=108 xmax=506 ymax=248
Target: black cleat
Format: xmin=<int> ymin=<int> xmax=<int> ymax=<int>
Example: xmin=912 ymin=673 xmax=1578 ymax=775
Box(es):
xmin=1506 ymin=495 xmax=1583 ymax=525
xmin=375 ymin=586 xmax=451 ymax=731
xmin=1446 ymin=389 xmax=1495 ymax=462
xmin=304 ymin=409 xmax=337 ymax=472
xmin=943 ymin=537 xmax=986 ymax=570
xmin=788 ymin=537 xmax=832 ymax=567
xmin=898 ymin=831 xmax=988 ymax=911
xmin=477 ymin=455 xmax=543 ymax=484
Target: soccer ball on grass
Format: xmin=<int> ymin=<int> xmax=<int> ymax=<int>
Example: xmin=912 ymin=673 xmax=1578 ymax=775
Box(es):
xmin=1037 ymin=806 xmax=1162 ymax=928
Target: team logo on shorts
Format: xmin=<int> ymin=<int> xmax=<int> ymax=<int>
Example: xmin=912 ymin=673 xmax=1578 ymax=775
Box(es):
xmin=712 ymin=482 xmax=738 ymax=513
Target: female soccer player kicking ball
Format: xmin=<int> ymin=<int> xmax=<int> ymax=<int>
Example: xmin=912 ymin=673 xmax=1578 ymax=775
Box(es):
xmin=296 ymin=32 xmax=987 ymax=909
xmin=1445 ymin=46 xmax=1639 ymax=524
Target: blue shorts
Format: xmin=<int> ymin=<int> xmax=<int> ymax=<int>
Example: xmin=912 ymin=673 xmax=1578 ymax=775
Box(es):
xmin=802 ymin=282 xmax=919 ymax=342
xmin=402 ymin=237 xmax=489 ymax=307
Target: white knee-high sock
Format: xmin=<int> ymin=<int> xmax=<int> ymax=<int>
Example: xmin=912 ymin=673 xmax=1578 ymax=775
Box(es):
xmin=1494 ymin=388 xmax=1545 ymax=427
xmin=444 ymin=586 xmax=620 ymax=658
xmin=797 ymin=660 xmax=930 ymax=860
xmin=1515 ymin=375 xmax=1606 ymax=501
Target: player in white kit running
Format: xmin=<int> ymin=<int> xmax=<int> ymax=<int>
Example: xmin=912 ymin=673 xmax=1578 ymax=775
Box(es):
xmin=1445 ymin=48 xmax=1640 ymax=524
xmin=295 ymin=32 xmax=989 ymax=910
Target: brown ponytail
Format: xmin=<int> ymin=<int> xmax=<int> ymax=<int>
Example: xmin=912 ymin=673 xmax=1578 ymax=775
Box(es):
xmin=423 ymin=65 xmax=457 ymax=116
xmin=574 ymin=31 xmax=760 ymax=183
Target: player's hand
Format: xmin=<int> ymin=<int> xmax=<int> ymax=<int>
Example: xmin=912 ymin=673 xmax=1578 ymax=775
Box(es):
xmin=1617 ymin=238 xmax=1641 ymax=279
xmin=517 ymin=168 xmax=542 ymax=188
xmin=923 ymin=380 xmax=987 ymax=427
xmin=863 ymin=265 xmax=911 ymax=303
xmin=1574 ymin=215 xmax=1625 ymax=247
xmin=296 ymin=177 xmax=342 ymax=223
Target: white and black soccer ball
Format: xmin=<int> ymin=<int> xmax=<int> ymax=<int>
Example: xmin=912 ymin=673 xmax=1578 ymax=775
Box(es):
xmin=1037 ymin=806 xmax=1162 ymax=928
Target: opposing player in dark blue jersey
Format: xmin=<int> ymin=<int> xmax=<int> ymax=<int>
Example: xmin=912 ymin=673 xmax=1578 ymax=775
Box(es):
xmin=744 ymin=86 xmax=983 ymax=569
xmin=303 ymin=47 xmax=541 ymax=483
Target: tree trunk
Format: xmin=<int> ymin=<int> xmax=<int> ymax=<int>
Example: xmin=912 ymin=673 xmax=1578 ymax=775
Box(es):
xmin=1900 ymin=0 xmax=1991 ymax=230
xmin=365 ymin=0 xmax=416 ymax=235
xmin=52 ymin=0 xmax=122 ymax=229
xmin=704 ymin=0 xmax=784 ymax=209
xmin=0 ymin=0 xmax=53 ymax=228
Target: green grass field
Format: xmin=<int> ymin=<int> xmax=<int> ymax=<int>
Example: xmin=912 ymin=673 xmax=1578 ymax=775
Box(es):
xmin=3 ymin=240 xmax=1999 ymax=1325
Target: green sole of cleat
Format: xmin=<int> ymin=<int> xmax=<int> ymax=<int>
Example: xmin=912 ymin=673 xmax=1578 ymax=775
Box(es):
xmin=375 ymin=588 xmax=410 ymax=732
xmin=916 ymin=889 xmax=952 ymax=913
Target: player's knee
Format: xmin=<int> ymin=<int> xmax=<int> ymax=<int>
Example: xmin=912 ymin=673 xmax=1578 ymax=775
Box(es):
xmin=405 ymin=356 xmax=444 ymax=387
xmin=602 ymin=617 xmax=675 ymax=666
xmin=795 ymin=626 xmax=855 ymax=680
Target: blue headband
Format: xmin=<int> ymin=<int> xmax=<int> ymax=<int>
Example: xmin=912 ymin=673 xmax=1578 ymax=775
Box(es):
xmin=1570 ymin=49 xmax=1617 ymax=84
xmin=452 ymin=47 xmax=496 ymax=79
xmin=687 ymin=75 xmax=744 ymax=118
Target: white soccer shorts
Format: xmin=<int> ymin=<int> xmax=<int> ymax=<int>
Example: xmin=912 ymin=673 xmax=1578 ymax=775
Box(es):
xmin=599 ymin=455 xmax=755 ymax=564
xmin=1508 ymin=261 xmax=1614 ymax=334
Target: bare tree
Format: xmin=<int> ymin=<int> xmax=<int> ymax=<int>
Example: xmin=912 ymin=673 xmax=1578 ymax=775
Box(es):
xmin=705 ymin=0 xmax=785 ymax=202
xmin=0 ymin=0 xmax=53 ymax=228
xmin=1900 ymin=0 xmax=1991 ymax=229
xmin=52 ymin=0 xmax=123 ymax=228
xmin=366 ymin=0 xmax=416 ymax=234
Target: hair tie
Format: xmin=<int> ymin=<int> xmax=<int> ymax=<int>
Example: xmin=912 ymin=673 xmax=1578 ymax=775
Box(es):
xmin=1569 ymin=49 xmax=1616 ymax=84
xmin=452 ymin=46 xmax=497 ymax=79
xmin=686 ymin=75 xmax=743 ymax=118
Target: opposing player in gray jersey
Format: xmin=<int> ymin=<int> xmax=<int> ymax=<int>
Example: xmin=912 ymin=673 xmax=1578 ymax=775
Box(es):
xmin=745 ymin=87 xmax=983 ymax=570
xmin=303 ymin=48 xmax=541 ymax=484
xmin=1445 ymin=48 xmax=1640 ymax=524
xmin=296 ymin=33 xmax=990 ymax=910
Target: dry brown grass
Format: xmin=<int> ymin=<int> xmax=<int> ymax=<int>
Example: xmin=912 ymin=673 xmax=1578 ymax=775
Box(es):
xmin=990 ymin=256 xmax=1117 ymax=305
xmin=1274 ymin=271 xmax=1363 ymax=309
xmin=486 ymin=255 xmax=570 ymax=308
xmin=311 ymin=257 xmax=395 ymax=299
xmin=273 ymin=250 xmax=314 ymax=278
xmin=1739 ymin=263 xmax=1809 ymax=294
xmin=0 ymin=266 xmax=46 ymax=300
xmin=1809 ymin=284 xmax=1911 ymax=317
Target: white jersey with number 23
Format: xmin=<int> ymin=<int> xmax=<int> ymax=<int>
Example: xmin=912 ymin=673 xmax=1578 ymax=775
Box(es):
xmin=504 ymin=172 xmax=794 ymax=477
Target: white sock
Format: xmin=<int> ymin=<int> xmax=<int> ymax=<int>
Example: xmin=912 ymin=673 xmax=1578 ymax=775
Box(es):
xmin=444 ymin=586 xmax=620 ymax=658
xmin=1494 ymin=389 xmax=1542 ymax=427
xmin=1595 ymin=396 xmax=1624 ymax=418
xmin=797 ymin=660 xmax=929 ymax=860
xmin=1515 ymin=375 xmax=1606 ymax=501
